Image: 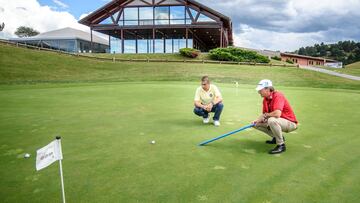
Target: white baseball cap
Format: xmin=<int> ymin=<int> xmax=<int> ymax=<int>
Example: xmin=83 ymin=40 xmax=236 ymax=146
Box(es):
xmin=256 ymin=79 xmax=273 ymax=91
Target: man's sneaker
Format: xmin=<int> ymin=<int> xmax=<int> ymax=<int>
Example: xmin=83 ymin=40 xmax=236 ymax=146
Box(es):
xmin=269 ymin=144 xmax=286 ymax=154
xmin=265 ymin=136 xmax=285 ymax=144
xmin=203 ymin=116 xmax=210 ymax=124
xmin=214 ymin=120 xmax=220 ymax=127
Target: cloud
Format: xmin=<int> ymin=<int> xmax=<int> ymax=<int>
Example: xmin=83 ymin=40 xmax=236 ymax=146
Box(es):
xmin=52 ymin=0 xmax=68 ymax=9
xmin=79 ymin=12 xmax=93 ymax=21
xmin=1 ymin=0 xmax=359 ymax=51
xmin=0 ymin=0 xmax=89 ymax=39
xmin=197 ymin=0 xmax=360 ymax=51
xmin=234 ymin=24 xmax=323 ymax=51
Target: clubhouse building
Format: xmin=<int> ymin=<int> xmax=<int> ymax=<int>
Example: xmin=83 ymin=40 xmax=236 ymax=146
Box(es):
xmin=79 ymin=0 xmax=233 ymax=53
xmin=10 ymin=27 xmax=109 ymax=53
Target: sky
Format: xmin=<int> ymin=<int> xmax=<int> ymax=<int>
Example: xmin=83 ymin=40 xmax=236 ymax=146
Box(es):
xmin=0 ymin=0 xmax=359 ymax=51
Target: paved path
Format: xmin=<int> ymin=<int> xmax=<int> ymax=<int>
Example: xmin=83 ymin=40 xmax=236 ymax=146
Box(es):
xmin=299 ymin=66 xmax=360 ymax=81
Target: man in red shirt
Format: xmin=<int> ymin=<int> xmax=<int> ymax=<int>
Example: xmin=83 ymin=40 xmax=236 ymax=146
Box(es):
xmin=253 ymin=79 xmax=298 ymax=154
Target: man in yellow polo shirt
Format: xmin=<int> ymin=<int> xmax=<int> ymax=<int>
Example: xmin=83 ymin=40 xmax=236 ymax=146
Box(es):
xmin=194 ymin=76 xmax=224 ymax=126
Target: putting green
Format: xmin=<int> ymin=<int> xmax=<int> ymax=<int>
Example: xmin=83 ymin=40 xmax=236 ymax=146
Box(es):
xmin=0 ymin=82 xmax=359 ymax=202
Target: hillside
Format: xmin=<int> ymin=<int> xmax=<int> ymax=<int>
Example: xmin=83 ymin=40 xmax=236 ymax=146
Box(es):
xmin=321 ymin=61 xmax=360 ymax=77
xmin=294 ymin=41 xmax=360 ymax=65
xmin=82 ymin=52 xmax=288 ymax=65
xmin=0 ymin=43 xmax=359 ymax=89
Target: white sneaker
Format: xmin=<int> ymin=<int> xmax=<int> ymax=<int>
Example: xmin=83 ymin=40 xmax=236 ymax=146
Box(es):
xmin=203 ymin=116 xmax=210 ymax=124
xmin=214 ymin=120 xmax=220 ymax=126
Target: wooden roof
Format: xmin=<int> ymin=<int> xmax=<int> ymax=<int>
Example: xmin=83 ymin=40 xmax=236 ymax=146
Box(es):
xmin=78 ymin=0 xmax=233 ymax=45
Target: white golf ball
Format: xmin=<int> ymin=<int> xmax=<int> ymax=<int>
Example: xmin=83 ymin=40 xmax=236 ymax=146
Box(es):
xmin=24 ymin=153 xmax=30 ymax=158
xmin=151 ymin=140 xmax=156 ymax=144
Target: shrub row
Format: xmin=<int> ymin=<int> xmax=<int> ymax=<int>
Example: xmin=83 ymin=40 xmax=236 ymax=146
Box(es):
xmin=209 ymin=47 xmax=270 ymax=63
xmin=179 ymin=48 xmax=201 ymax=58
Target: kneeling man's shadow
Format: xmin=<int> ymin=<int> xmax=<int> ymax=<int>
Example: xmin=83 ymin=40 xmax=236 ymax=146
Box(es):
xmin=205 ymin=139 xmax=270 ymax=154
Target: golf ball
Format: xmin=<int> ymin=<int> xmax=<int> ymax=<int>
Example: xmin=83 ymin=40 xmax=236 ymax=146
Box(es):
xmin=151 ymin=140 xmax=156 ymax=144
xmin=24 ymin=153 xmax=30 ymax=158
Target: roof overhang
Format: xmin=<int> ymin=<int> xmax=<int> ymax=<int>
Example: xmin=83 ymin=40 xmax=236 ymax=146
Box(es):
xmin=281 ymin=53 xmax=337 ymax=62
xmin=78 ymin=0 xmax=233 ymax=45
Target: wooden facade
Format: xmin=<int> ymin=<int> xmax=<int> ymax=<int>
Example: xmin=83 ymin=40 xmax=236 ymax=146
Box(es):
xmin=79 ymin=0 xmax=233 ymax=53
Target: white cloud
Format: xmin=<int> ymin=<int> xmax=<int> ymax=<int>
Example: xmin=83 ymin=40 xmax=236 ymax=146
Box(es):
xmin=52 ymin=0 xmax=68 ymax=9
xmin=0 ymin=0 xmax=90 ymax=39
xmin=233 ymin=24 xmax=322 ymax=51
xmin=199 ymin=0 xmax=360 ymax=51
xmin=79 ymin=12 xmax=93 ymax=21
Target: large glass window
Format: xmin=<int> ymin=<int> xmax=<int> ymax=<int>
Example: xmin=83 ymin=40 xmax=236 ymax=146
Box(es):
xmin=185 ymin=8 xmax=194 ymax=24
xmin=139 ymin=7 xmax=153 ymax=25
xmin=173 ymin=38 xmax=187 ymax=52
xmin=124 ymin=40 xmax=136 ymax=53
xmin=137 ymin=39 xmax=148 ymax=53
xmin=124 ymin=7 xmax=138 ymax=26
xmin=197 ymin=14 xmax=215 ymax=22
xmin=166 ymin=39 xmax=173 ymax=53
xmin=155 ymin=39 xmax=164 ymax=53
xmin=110 ymin=37 xmax=122 ymax=53
xmin=59 ymin=40 xmax=76 ymax=52
xmin=148 ymin=39 xmax=154 ymax=53
xmin=155 ymin=7 xmax=169 ymax=25
xmin=188 ymin=39 xmax=193 ymax=48
xmin=170 ymin=6 xmax=185 ymax=24
xmin=100 ymin=16 xmax=114 ymax=24
xmin=43 ymin=40 xmax=59 ymax=50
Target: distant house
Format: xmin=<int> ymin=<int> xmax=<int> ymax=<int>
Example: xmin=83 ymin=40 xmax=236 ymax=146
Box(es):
xmin=10 ymin=27 xmax=109 ymax=53
xmin=280 ymin=53 xmax=343 ymax=68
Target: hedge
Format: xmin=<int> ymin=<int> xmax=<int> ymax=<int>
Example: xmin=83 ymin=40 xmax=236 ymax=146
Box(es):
xmin=209 ymin=47 xmax=270 ymax=63
xmin=179 ymin=48 xmax=201 ymax=58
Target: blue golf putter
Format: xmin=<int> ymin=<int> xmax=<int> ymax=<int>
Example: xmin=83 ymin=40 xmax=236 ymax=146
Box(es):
xmin=198 ymin=123 xmax=255 ymax=146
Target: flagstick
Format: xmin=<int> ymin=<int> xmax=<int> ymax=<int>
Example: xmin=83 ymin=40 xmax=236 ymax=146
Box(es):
xmin=56 ymin=136 xmax=66 ymax=203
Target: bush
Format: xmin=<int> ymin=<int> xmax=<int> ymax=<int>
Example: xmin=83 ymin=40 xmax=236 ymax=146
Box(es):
xmin=271 ymin=56 xmax=281 ymax=61
xmin=179 ymin=48 xmax=201 ymax=58
xmin=286 ymin=59 xmax=294 ymax=64
xmin=209 ymin=47 xmax=270 ymax=63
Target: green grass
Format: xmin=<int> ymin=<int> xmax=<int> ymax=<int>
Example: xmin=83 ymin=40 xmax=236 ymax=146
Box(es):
xmin=321 ymin=61 xmax=360 ymax=76
xmin=84 ymin=52 xmax=212 ymax=61
xmin=84 ymin=52 xmax=290 ymax=65
xmin=1 ymin=43 xmax=360 ymax=202
xmin=1 ymin=44 xmax=359 ymax=90
xmin=0 ymin=82 xmax=359 ymax=202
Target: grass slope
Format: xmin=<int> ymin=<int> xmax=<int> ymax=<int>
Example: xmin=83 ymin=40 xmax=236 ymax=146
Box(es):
xmin=1 ymin=44 xmax=359 ymax=89
xmin=0 ymin=83 xmax=359 ymax=202
xmin=1 ymin=42 xmax=360 ymax=202
xmin=322 ymin=61 xmax=360 ymax=77
xmin=83 ymin=53 xmax=288 ymax=65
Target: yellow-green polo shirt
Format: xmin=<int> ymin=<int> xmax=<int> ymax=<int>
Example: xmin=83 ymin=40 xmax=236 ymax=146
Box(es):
xmin=194 ymin=84 xmax=222 ymax=105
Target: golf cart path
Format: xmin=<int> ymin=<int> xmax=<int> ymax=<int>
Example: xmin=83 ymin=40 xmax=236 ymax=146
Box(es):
xmin=299 ymin=65 xmax=360 ymax=81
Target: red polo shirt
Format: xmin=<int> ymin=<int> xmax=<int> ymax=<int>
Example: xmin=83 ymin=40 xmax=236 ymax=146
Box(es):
xmin=263 ymin=91 xmax=298 ymax=124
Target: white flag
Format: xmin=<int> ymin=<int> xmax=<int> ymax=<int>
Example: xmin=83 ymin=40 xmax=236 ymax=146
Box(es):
xmin=36 ymin=140 xmax=63 ymax=171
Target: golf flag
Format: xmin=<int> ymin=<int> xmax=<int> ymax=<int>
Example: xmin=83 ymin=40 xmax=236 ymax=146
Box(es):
xmin=36 ymin=139 xmax=63 ymax=171
xmin=35 ymin=137 xmax=66 ymax=203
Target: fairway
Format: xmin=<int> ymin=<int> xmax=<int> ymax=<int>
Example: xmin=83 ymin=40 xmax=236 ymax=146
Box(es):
xmin=1 ymin=82 xmax=359 ymax=202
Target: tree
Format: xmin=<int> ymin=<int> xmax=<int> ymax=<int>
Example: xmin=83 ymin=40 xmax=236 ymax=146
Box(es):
xmin=0 ymin=22 xmax=4 ymax=32
xmin=14 ymin=26 xmax=39 ymax=38
xmin=293 ymin=40 xmax=360 ymax=65
xmin=298 ymin=47 xmax=306 ymax=55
